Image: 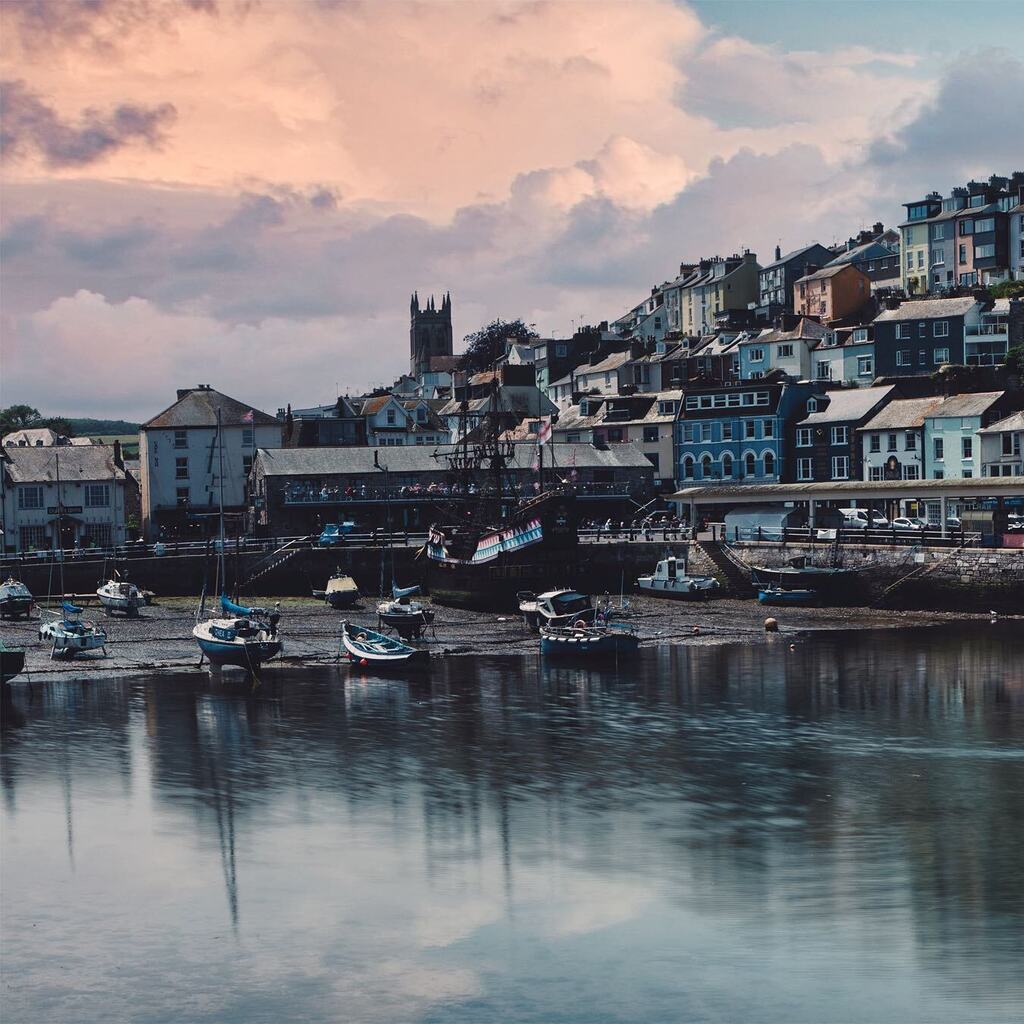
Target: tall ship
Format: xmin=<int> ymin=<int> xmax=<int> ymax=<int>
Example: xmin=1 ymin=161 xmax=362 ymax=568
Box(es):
xmin=425 ymin=388 xmax=579 ymax=610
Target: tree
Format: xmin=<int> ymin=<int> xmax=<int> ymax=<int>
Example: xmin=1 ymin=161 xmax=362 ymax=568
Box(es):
xmin=987 ymin=280 xmax=1024 ymax=300
xmin=1005 ymin=345 xmax=1024 ymax=375
xmin=0 ymin=405 xmax=75 ymax=439
xmin=457 ymin=319 xmax=538 ymax=373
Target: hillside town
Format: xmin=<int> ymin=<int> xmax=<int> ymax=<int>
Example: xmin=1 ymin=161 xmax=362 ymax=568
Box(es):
xmin=2 ymin=172 xmax=1023 ymax=554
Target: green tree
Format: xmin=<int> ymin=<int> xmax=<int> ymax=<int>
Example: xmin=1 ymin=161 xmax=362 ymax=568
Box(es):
xmin=987 ymin=280 xmax=1024 ymax=300
xmin=457 ymin=319 xmax=538 ymax=373
xmin=0 ymin=404 xmax=42 ymax=435
xmin=1005 ymin=346 xmax=1024 ymax=374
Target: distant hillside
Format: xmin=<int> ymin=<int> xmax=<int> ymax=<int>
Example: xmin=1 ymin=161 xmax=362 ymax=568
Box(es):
xmin=67 ymin=418 xmax=140 ymax=435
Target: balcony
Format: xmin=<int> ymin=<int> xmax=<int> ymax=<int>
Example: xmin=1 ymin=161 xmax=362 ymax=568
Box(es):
xmin=966 ymin=323 xmax=1008 ymax=336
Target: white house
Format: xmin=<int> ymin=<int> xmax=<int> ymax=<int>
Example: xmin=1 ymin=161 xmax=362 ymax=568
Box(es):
xmin=858 ymin=396 xmax=944 ymax=481
xmin=0 ymin=444 xmax=133 ymax=553
xmin=139 ymin=385 xmax=280 ymax=540
xmin=361 ymin=395 xmax=447 ymax=447
xmin=922 ymin=392 xmax=1009 ymax=481
xmin=978 ymin=411 xmax=1024 ymax=477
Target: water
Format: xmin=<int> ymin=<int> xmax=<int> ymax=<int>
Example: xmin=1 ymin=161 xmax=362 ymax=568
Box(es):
xmin=2 ymin=624 xmax=1022 ymax=1024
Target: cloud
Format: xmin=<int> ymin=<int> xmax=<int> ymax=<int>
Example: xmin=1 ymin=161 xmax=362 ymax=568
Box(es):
xmin=0 ymin=79 xmax=176 ymax=168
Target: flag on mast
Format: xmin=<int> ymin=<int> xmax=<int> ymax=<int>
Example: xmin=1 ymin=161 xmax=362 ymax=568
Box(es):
xmin=537 ymin=419 xmax=552 ymax=445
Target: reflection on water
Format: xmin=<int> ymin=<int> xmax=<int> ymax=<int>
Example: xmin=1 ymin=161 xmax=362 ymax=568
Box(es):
xmin=2 ymin=624 xmax=1023 ymax=1024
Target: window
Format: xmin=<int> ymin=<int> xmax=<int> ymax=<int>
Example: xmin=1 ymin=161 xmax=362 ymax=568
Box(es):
xmin=917 ymin=251 xmax=924 ymax=268
xmin=682 ymin=456 xmax=694 ymax=479
xmin=797 ymin=458 xmax=813 ymax=481
xmin=17 ymin=485 xmax=44 ymax=510
xmin=959 ymin=220 xmax=973 ymax=236
xmin=869 ymin=466 xmax=884 ymax=481
xmin=84 ymin=484 xmax=110 ymax=507
xmin=903 ymin=465 xmax=920 ymax=480
xmin=934 ymin=348 xmax=949 ymax=365
xmin=896 ymin=351 xmax=911 ymax=367
xmin=959 ymin=244 xmax=967 ymax=263
xmin=749 ymin=347 xmax=765 ymax=361
xmin=87 ymin=524 xmax=112 ymax=547
xmin=416 ymin=407 xmax=427 ymax=423
xmin=722 ymin=453 xmax=733 ymax=477
xmin=722 ymin=422 xmax=733 ymax=440
xmin=905 ymin=251 xmax=913 ymax=269
xmin=962 ymin=437 xmax=973 ymax=460
xmin=174 ymin=430 xmax=187 ymax=449
xmin=817 ymin=361 xmax=832 ymax=380
xmin=857 ymin=356 xmax=873 ymax=376
xmin=918 ymin=350 xmax=927 ymax=366
xmin=682 ymin=424 xmax=694 ymax=443
xmin=176 ymin=487 xmax=190 ymax=506
xmin=556 ymin=344 xmax=567 ymax=356
xmin=763 ymin=420 xmax=774 ymax=439
xmin=931 ymin=249 xmax=944 ymax=265
xmin=933 ymin=321 xmax=949 ymax=337
xmin=243 ymin=455 xmax=253 ymax=476
xmin=975 ymin=244 xmax=995 ymax=259
xmin=963 ymin=469 xmax=973 ymax=478
xmin=869 ymin=433 xmax=881 ymax=453
xmin=763 ymin=451 xmax=776 ymax=476
xmin=797 ymin=428 xmax=813 ymax=447
xmin=831 ymin=456 xmax=850 ymax=479
xmin=744 ymin=452 xmax=756 ymax=476
xmin=933 ymin=437 xmax=944 ymax=461
xmin=744 ymin=420 xmax=756 ymax=439
xmin=1002 ymin=434 xmax=1021 ymax=457
xmin=20 ymin=525 xmax=48 ymax=550
xmin=831 ymin=426 xmax=848 ymax=446
xmin=778 ymin=343 xmax=794 ymax=357
xmin=657 ymin=400 xmax=677 ymax=416
xmin=933 ymin=470 xmax=944 ymax=479
xmin=175 ymin=457 xmax=189 ymax=480
xmin=700 ymin=454 xmax=713 ymax=478
xmin=853 ymin=328 xmax=868 ymax=342
xmin=887 ymin=433 xmax=898 ymax=452
xmin=806 ymin=398 xmax=818 ymax=413
xmin=897 ymin=324 xmax=911 ymax=340
xmin=700 ymin=423 xmax=713 ymax=442
xmin=974 ymin=217 xmax=995 ymax=233
xmin=933 ymin=225 xmax=945 ymax=240
xmin=643 ymin=426 xmax=659 ymax=443
xmin=906 ymin=433 xmax=917 ymax=451
xmin=386 ymin=409 xmax=396 ymax=425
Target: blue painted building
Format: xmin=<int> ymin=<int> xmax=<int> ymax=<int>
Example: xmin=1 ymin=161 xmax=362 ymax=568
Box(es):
xmin=677 ymin=377 xmax=820 ymax=484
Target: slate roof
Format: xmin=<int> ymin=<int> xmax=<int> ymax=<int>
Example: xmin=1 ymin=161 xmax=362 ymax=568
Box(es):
xmin=255 ymin=442 xmax=654 ymax=477
xmin=798 ymin=386 xmax=895 ymax=426
xmin=925 ymin=392 xmax=1005 ymax=420
xmin=761 ymin=243 xmax=827 ymax=272
xmin=749 ymin=318 xmax=830 ymax=346
xmin=795 ymin=265 xmax=858 ymax=285
xmin=826 ymin=241 xmax=897 ymax=267
xmin=143 ymin=387 xmax=278 ymax=430
xmin=2 ymin=428 xmax=61 ymax=447
xmin=979 ymin=411 xmax=1024 ymax=434
xmin=873 ymin=297 xmax=979 ymax=323
xmin=3 ymin=444 xmax=127 ymax=483
xmin=858 ymin=396 xmax=944 ymax=431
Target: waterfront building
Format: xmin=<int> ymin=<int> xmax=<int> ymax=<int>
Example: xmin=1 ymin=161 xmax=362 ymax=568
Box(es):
xmin=758 ymin=243 xmax=834 ymax=317
xmin=677 ymin=377 xmax=818 ymax=484
xmin=790 ymin=386 xmax=895 ymax=483
xmin=249 ymin=442 xmax=655 ymax=533
xmin=738 ymin=317 xmax=829 ymax=380
xmin=361 ymin=395 xmax=447 ymax=447
xmin=922 ymin=391 xmax=1014 ymax=480
xmin=858 ymin=396 xmax=944 ymax=482
xmin=978 ymin=412 xmax=1024 ymax=477
xmin=810 ymin=324 xmax=876 ymax=384
xmin=139 ymin=385 xmax=280 ymax=541
xmin=0 ymin=444 xmax=134 ymax=553
xmin=872 ymin=297 xmax=984 ymax=376
xmin=793 ymin=263 xmax=871 ymax=322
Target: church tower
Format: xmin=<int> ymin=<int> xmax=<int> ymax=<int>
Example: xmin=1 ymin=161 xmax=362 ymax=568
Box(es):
xmin=410 ymin=291 xmax=453 ymax=377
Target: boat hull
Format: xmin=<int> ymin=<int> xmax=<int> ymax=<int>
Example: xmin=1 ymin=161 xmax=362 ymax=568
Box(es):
xmin=757 ymin=588 xmax=817 ymax=606
xmin=195 ymin=634 xmax=282 ymax=668
xmin=751 ymin=566 xmax=859 ymax=601
xmin=540 ymin=626 xmax=640 ymax=658
xmin=325 ymin=590 xmax=360 ymax=609
xmin=341 ymin=623 xmax=430 ymax=669
xmin=637 ymin=577 xmax=719 ymax=600
xmin=0 ymin=597 xmax=33 ymax=619
xmin=39 ymin=622 xmax=108 ymax=657
xmin=1 ymin=648 xmax=26 ymax=684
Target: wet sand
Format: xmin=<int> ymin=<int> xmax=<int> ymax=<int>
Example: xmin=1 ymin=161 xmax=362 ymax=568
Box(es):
xmin=3 ymin=593 xmax=1012 ymax=683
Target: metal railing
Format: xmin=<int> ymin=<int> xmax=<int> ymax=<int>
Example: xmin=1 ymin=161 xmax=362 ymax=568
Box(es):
xmin=723 ymin=524 xmax=982 ymax=548
xmin=966 ymin=324 xmax=1008 ymax=336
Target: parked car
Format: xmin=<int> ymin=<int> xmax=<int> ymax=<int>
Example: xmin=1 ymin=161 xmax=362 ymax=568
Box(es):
xmin=318 ymin=521 xmax=357 ymax=546
xmin=945 ymin=516 xmax=962 ymax=530
xmin=839 ymin=508 xmax=889 ymax=529
xmin=892 ymin=517 xmax=928 ymax=532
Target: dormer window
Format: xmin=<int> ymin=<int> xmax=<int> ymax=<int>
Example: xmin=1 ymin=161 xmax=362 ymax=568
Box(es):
xmin=853 ymin=328 xmax=868 ymax=342
xmin=807 ymin=398 xmax=818 ymax=413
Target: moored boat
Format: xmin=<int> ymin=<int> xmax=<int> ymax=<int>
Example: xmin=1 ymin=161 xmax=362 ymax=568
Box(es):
xmin=314 ymin=572 xmax=360 ymax=609
xmin=757 ymin=586 xmax=817 ymax=606
xmin=193 ymin=596 xmax=282 ymax=669
xmin=39 ymin=602 xmax=108 ymax=658
xmin=636 ymin=557 xmax=720 ymax=600
xmin=377 ymin=595 xmax=435 ymax=639
xmin=341 ymin=621 xmax=430 ymax=668
xmin=97 ymin=577 xmax=143 ymax=616
xmin=0 ymin=578 xmax=33 ymax=619
xmin=517 ymin=588 xmax=596 ymax=632
xmin=539 ymin=623 xmax=640 ymax=658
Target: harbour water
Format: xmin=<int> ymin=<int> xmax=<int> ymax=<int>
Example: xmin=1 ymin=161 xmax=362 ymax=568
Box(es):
xmin=2 ymin=623 xmax=1022 ymax=1023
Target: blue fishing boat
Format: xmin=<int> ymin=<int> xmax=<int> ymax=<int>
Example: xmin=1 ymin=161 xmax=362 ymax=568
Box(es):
xmin=193 ymin=595 xmax=282 ymax=669
xmin=539 ymin=623 xmax=640 ymax=658
xmin=757 ymin=586 xmax=817 ymax=606
xmin=341 ymin=621 xmax=430 ymax=668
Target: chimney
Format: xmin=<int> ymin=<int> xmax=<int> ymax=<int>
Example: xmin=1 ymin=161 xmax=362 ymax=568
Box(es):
xmin=113 ymin=439 xmax=124 ymax=469
xmin=774 ymin=245 xmax=781 ymax=261
xmin=872 ymin=222 xmax=883 ymax=235
xmin=176 ymin=388 xmax=194 ymax=400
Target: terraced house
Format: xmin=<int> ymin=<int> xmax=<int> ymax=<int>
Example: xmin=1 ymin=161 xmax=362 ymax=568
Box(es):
xmin=871 ymin=297 xmax=984 ymax=376
xmin=676 ymin=376 xmax=818 ymax=484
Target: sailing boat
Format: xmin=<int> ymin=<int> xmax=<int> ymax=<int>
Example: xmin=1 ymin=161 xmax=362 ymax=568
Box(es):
xmin=38 ymin=448 xmax=108 ymax=658
xmin=96 ymin=453 xmax=143 ymax=616
xmin=192 ymin=409 xmax=282 ymax=670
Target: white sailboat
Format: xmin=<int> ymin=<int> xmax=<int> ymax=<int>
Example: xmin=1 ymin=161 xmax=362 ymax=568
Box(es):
xmin=38 ymin=449 xmax=108 ymax=658
xmin=191 ymin=408 xmax=282 ymax=671
xmin=96 ymin=574 xmax=143 ymax=616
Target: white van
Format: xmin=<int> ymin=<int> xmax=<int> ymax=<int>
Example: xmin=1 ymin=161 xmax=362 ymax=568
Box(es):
xmin=839 ymin=507 xmax=889 ymax=528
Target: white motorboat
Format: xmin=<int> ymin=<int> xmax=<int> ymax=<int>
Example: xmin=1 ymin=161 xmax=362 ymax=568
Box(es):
xmin=0 ymin=578 xmax=33 ymax=619
xmin=637 ymin=557 xmax=720 ymax=600
xmin=39 ymin=602 xmax=108 ymax=658
xmin=517 ymin=589 xmax=596 ymax=632
xmin=377 ymin=595 xmax=435 ymax=639
xmin=97 ymin=578 xmax=143 ymax=616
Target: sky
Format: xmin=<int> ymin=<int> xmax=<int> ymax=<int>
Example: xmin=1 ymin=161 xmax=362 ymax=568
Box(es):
xmin=1 ymin=0 xmax=1022 ymax=421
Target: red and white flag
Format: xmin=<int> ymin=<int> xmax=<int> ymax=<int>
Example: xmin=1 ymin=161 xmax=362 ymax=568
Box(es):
xmin=537 ymin=420 xmax=552 ymax=446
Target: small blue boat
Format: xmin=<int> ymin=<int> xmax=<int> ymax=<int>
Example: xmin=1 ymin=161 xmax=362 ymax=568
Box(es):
xmin=341 ymin=621 xmax=430 ymax=669
xmin=540 ymin=623 xmax=640 ymax=657
xmin=193 ymin=595 xmax=282 ymax=669
xmin=757 ymin=586 xmax=817 ymax=606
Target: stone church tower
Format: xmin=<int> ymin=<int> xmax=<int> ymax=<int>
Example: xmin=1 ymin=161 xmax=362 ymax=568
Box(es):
xmin=410 ymin=292 xmax=453 ymax=377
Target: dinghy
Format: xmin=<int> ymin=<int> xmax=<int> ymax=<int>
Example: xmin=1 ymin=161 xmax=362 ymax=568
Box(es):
xmin=341 ymin=621 xmax=430 ymax=668
xmin=539 ymin=623 xmax=639 ymax=658
xmin=757 ymin=586 xmax=817 ymax=606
